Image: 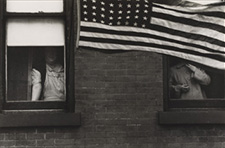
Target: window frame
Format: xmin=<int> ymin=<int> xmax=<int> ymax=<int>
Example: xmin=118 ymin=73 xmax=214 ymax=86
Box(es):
xmin=163 ymin=56 xmax=225 ymax=110
xmin=0 ymin=0 xmax=81 ymax=128
xmin=159 ymin=56 xmax=225 ymax=124
xmin=0 ymin=0 xmax=75 ymax=112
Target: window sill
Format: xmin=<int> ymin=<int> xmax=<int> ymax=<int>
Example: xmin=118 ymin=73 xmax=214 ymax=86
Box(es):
xmin=0 ymin=112 xmax=81 ymax=127
xmin=159 ymin=111 xmax=225 ymax=125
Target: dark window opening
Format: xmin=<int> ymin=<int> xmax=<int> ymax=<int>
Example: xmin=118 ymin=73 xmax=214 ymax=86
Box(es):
xmin=7 ymin=46 xmax=65 ymax=102
xmin=164 ymin=56 xmax=225 ymax=110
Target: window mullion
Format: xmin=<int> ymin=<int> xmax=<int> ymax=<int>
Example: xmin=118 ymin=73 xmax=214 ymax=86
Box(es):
xmin=5 ymin=12 xmax=65 ymax=18
xmin=0 ymin=0 xmax=6 ymax=113
xmin=65 ymin=0 xmax=75 ymax=112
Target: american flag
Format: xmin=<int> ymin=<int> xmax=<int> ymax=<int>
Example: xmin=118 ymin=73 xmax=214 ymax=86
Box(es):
xmin=78 ymin=0 xmax=225 ymax=70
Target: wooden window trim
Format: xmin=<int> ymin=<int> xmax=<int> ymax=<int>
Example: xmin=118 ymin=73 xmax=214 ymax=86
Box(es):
xmin=163 ymin=56 xmax=225 ymax=110
xmin=0 ymin=0 xmax=80 ymax=127
xmin=5 ymin=13 xmax=65 ymax=18
xmin=0 ymin=0 xmax=6 ymax=113
xmin=0 ymin=112 xmax=81 ymax=127
xmin=3 ymin=101 xmax=66 ymax=110
xmin=160 ymin=56 xmax=225 ymax=124
xmin=1 ymin=0 xmax=75 ymax=112
xmin=159 ymin=111 xmax=225 ymax=125
xmin=169 ymin=99 xmax=225 ymax=108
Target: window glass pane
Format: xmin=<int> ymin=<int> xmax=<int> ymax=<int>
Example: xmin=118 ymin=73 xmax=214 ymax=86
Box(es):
xmin=168 ymin=58 xmax=225 ymax=100
xmin=7 ymin=47 xmax=66 ymax=102
xmin=7 ymin=0 xmax=63 ymax=13
xmin=7 ymin=48 xmax=31 ymax=101
xmin=7 ymin=18 xmax=65 ymax=46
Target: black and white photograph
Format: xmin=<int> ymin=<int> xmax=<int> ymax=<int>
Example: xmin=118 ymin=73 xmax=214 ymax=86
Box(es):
xmin=0 ymin=0 xmax=224 ymax=147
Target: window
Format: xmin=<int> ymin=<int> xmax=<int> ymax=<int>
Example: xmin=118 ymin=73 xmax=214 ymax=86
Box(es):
xmin=158 ymin=0 xmax=225 ymax=125
xmin=0 ymin=0 xmax=80 ymax=127
xmin=164 ymin=56 xmax=225 ymax=109
xmin=159 ymin=57 xmax=225 ymax=124
xmin=160 ymin=56 xmax=225 ymax=124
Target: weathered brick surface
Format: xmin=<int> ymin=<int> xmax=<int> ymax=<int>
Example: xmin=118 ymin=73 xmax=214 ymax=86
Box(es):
xmin=0 ymin=2 xmax=224 ymax=148
xmin=0 ymin=49 xmax=224 ymax=148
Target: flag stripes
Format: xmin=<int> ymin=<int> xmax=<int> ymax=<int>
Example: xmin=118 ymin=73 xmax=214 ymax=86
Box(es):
xmin=153 ymin=3 xmax=225 ymax=18
xmin=79 ymin=0 xmax=225 ymax=70
xmin=148 ymin=24 xmax=225 ymax=49
xmin=80 ymin=23 xmax=224 ymax=55
xmin=152 ymin=7 xmax=224 ymax=25
xmin=80 ymin=28 xmax=225 ymax=61
xmin=151 ymin=11 xmax=225 ymax=34
xmin=79 ymin=41 xmax=225 ymax=70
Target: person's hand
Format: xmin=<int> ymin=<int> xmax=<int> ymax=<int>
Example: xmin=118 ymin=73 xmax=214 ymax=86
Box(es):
xmin=32 ymin=69 xmax=41 ymax=85
xmin=181 ymin=84 xmax=190 ymax=93
xmin=174 ymin=84 xmax=190 ymax=93
xmin=186 ymin=64 xmax=197 ymax=72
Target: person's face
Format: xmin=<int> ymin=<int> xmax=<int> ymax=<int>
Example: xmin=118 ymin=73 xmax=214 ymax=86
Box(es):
xmin=45 ymin=49 xmax=57 ymax=65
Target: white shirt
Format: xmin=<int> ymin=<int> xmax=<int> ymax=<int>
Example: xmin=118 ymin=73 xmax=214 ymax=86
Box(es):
xmin=43 ymin=64 xmax=65 ymax=101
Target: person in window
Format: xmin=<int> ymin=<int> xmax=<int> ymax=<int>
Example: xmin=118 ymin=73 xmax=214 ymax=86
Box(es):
xmin=31 ymin=48 xmax=65 ymax=101
xmin=169 ymin=61 xmax=211 ymax=99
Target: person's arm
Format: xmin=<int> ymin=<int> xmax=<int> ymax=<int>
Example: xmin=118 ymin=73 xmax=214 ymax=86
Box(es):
xmin=186 ymin=64 xmax=211 ymax=85
xmin=31 ymin=69 xmax=42 ymax=101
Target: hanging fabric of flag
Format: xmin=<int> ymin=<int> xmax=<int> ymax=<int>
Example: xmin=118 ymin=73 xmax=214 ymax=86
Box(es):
xmin=78 ymin=0 xmax=225 ymax=70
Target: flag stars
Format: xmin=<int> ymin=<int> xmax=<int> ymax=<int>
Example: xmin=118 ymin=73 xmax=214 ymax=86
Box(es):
xmin=135 ymin=15 xmax=139 ymax=19
xmin=145 ymin=4 xmax=148 ymax=7
xmin=125 ymin=21 xmax=129 ymax=25
xmin=143 ymin=16 xmax=147 ymax=20
xmin=136 ymin=4 xmax=140 ymax=7
xmin=101 ymin=20 xmax=105 ymax=24
xmin=101 ymin=7 xmax=105 ymax=11
xmin=134 ymin=22 xmax=138 ymax=26
xmin=92 ymin=12 xmax=96 ymax=15
xmin=127 ymin=4 xmax=131 ymax=8
xmin=144 ymin=10 xmax=148 ymax=13
xmin=136 ymin=10 xmax=139 ymax=13
xmin=92 ymin=0 xmax=96 ymax=3
xmin=83 ymin=5 xmax=87 ymax=8
xmin=119 ymin=3 xmax=123 ymax=8
xmin=109 ymin=16 xmax=113 ymax=20
xmin=92 ymin=6 xmax=96 ymax=9
xmin=142 ymin=24 xmax=146 ymax=28
xmin=93 ymin=18 xmax=96 ymax=22
xmin=101 ymin=1 xmax=105 ymax=5
xmin=117 ymin=21 xmax=121 ymax=25
xmin=109 ymin=22 xmax=113 ymax=25
xmin=127 ymin=10 xmax=131 ymax=14
xmin=110 ymin=3 xmax=114 ymax=7
xmin=118 ymin=10 xmax=122 ymax=14
xmin=126 ymin=16 xmax=130 ymax=19
xmin=118 ymin=16 xmax=122 ymax=20
xmin=84 ymin=18 xmax=88 ymax=21
xmin=110 ymin=10 xmax=114 ymax=14
xmin=83 ymin=11 xmax=87 ymax=15
xmin=101 ymin=14 xmax=105 ymax=18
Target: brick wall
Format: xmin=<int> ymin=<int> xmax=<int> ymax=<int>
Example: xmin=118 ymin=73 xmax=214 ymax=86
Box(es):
xmin=1 ymin=47 xmax=225 ymax=148
xmin=1 ymin=1 xmax=225 ymax=148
